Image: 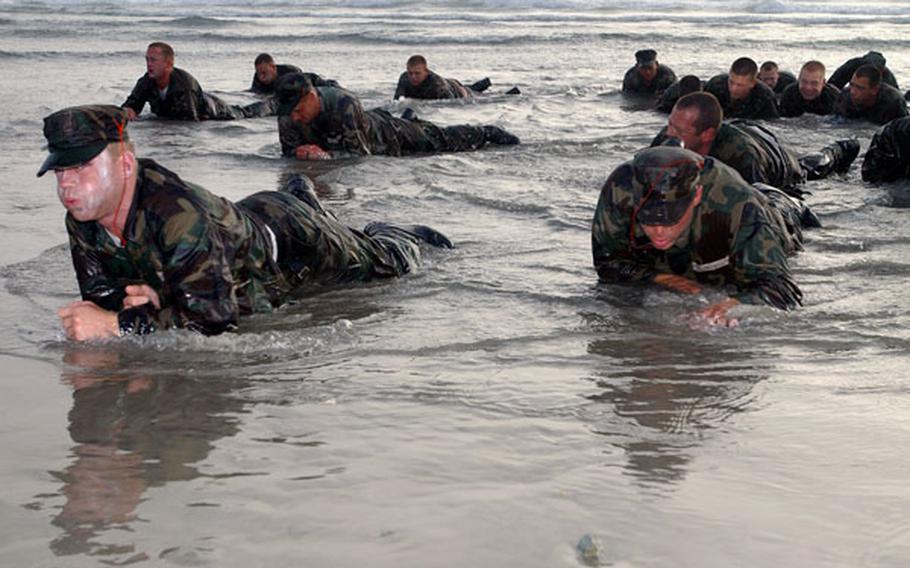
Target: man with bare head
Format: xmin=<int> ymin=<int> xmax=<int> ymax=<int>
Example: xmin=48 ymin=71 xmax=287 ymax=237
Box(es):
xmin=834 ymin=64 xmax=908 ymax=125
xmin=249 ymin=53 xmax=338 ymax=94
xmin=653 ymin=92 xmax=858 ymax=195
xmin=758 ymin=61 xmax=796 ymax=95
xmin=704 ymin=57 xmax=779 ymax=119
xmin=122 ymin=42 xmax=272 ymax=121
xmin=393 ymin=54 xmax=494 ymax=100
xmin=779 ymin=60 xmax=841 ymax=117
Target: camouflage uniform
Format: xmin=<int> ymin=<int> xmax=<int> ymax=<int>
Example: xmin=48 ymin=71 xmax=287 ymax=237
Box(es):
xmin=834 ymin=83 xmax=908 ymax=126
xmin=250 ymin=65 xmax=338 ymax=95
xmin=828 ymin=52 xmax=900 ymax=91
xmin=862 ymin=117 xmax=910 ymax=182
xmin=778 ymin=82 xmax=840 ymax=117
xmin=591 ymin=152 xmax=804 ymax=309
xmin=622 ymin=64 xmax=677 ymax=95
xmin=652 ymin=120 xmax=805 ymax=190
xmin=704 ymin=73 xmax=779 ymax=120
xmin=278 ymin=85 xmax=519 ymax=158
xmin=123 ymin=67 xmax=273 ymax=121
xmin=393 ymin=70 xmax=469 ymax=100
xmin=64 ymin=158 xmax=435 ymax=336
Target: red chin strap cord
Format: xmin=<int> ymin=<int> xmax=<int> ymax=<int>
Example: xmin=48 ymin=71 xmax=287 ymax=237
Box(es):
xmin=110 ymin=117 xmax=129 ymax=247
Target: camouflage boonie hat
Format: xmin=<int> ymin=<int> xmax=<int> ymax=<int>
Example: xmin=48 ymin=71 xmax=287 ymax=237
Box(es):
xmin=276 ymin=73 xmax=314 ymax=116
xmin=37 ymin=105 xmax=129 ymax=177
xmin=635 ymin=49 xmax=657 ymax=66
xmin=633 ymin=146 xmax=703 ymax=226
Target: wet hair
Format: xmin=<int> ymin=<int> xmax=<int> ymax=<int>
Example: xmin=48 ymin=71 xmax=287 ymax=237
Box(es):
xmin=854 ymin=64 xmax=882 ymax=87
xmin=254 ymin=53 xmax=275 ymax=66
xmin=675 ymin=92 xmax=723 ymax=134
xmin=730 ymin=57 xmax=758 ymax=78
xmin=800 ymin=60 xmax=826 ymax=75
xmin=147 ymin=42 xmax=174 ymax=62
xmin=678 ymin=75 xmax=702 ymax=96
xmin=760 ymin=61 xmax=779 ymax=72
xmin=407 ymin=54 xmax=427 ymax=67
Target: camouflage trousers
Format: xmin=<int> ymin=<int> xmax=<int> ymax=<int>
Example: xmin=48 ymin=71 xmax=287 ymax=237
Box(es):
xmin=235 ymin=181 xmax=421 ymax=293
xmin=370 ymin=109 xmax=505 ymax=155
xmin=204 ymin=93 xmax=277 ymax=120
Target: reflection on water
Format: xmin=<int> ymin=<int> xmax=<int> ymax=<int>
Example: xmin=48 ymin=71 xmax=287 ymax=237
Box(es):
xmin=45 ymin=347 xmax=247 ymax=563
xmin=585 ymin=320 xmax=767 ymax=486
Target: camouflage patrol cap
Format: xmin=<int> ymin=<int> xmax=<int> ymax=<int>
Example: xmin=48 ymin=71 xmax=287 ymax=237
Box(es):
xmin=635 ymin=49 xmax=657 ymax=66
xmin=37 ymin=105 xmax=129 ymax=177
xmin=276 ymin=73 xmax=314 ymax=116
xmin=633 ymin=146 xmax=703 ymax=226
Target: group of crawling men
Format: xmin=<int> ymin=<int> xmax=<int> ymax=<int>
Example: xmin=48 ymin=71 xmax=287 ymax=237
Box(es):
xmin=43 ymin=42 xmax=910 ymax=340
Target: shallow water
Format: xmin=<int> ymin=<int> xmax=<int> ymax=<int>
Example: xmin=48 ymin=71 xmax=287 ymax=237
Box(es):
xmin=1 ymin=1 xmax=910 ymax=566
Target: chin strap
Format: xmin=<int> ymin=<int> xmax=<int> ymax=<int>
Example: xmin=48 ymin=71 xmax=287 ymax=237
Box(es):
xmin=110 ymin=117 xmax=129 ymax=247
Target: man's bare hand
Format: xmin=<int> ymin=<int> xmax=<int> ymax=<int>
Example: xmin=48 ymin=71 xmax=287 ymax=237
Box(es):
xmin=123 ymin=284 xmax=161 ymax=310
xmin=684 ymin=298 xmax=741 ymax=330
xmin=653 ymin=273 xmax=703 ymax=295
xmin=295 ymin=144 xmax=331 ymax=160
xmin=124 ymin=107 xmax=138 ymax=121
xmin=57 ymin=301 xmax=120 ymax=341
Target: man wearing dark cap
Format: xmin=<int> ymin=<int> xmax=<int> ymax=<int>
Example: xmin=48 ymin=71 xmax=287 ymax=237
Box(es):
xmin=40 ymin=105 xmax=453 ymax=341
xmin=862 ymin=117 xmax=910 ymax=183
xmin=393 ymin=54 xmax=494 ymax=100
xmin=834 ymin=64 xmax=908 ymax=126
xmin=122 ymin=42 xmax=274 ymax=121
xmin=704 ymin=57 xmax=779 ymax=120
xmin=651 ymin=92 xmax=859 ymax=197
xmin=591 ymin=145 xmax=810 ymax=327
xmin=249 ymin=52 xmax=339 ymax=95
xmin=275 ymin=73 xmax=520 ymax=160
xmin=622 ymin=49 xmax=677 ymax=95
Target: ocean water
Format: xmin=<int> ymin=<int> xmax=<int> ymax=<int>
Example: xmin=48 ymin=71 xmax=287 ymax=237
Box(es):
xmin=1 ymin=1 xmax=909 ymax=566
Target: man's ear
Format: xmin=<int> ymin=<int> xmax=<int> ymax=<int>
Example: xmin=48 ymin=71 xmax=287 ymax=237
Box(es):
xmin=693 ymin=184 xmax=704 ymax=207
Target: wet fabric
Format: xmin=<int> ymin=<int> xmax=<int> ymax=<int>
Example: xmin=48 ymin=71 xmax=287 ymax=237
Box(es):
xmin=393 ymin=70 xmax=470 ymax=100
xmin=834 ymin=83 xmax=909 ymax=126
xmin=278 ymin=86 xmax=517 ymax=157
xmin=66 ymin=159 xmax=426 ymax=336
xmin=704 ymin=73 xmax=780 ymax=119
xmin=828 ymin=52 xmax=900 ymax=91
xmin=250 ymin=65 xmax=339 ymax=95
xmin=778 ymin=82 xmax=840 ymax=117
xmin=652 ymin=120 xmax=805 ymax=191
xmin=591 ymin=156 xmax=803 ymax=309
xmin=862 ymin=117 xmax=910 ymax=182
xmin=654 ymin=78 xmax=705 ymax=113
xmin=621 ymin=64 xmax=677 ymax=95
xmin=769 ymin=70 xmax=797 ymax=95
xmin=122 ymin=68 xmax=274 ymax=121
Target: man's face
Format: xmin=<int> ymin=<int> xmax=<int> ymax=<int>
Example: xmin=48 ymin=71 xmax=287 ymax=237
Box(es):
xmin=54 ymin=149 xmax=121 ymax=223
xmin=255 ymin=62 xmax=278 ymax=86
xmin=145 ymin=47 xmax=171 ymax=81
xmin=641 ymin=186 xmax=702 ymax=251
xmin=849 ymin=75 xmax=879 ymax=108
xmin=798 ymin=69 xmax=825 ymax=101
xmin=667 ymin=107 xmax=713 ymax=154
xmin=637 ymin=62 xmax=658 ymax=82
xmin=290 ymin=90 xmax=321 ymax=125
xmin=728 ymin=73 xmax=756 ymax=101
xmin=407 ymin=63 xmax=429 ymax=87
xmin=758 ymin=69 xmax=779 ymax=89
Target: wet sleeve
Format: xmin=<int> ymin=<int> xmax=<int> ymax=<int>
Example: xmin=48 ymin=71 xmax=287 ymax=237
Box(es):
xmin=591 ymin=169 xmax=657 ymax=282
xmin=728 ymin=203 xmax=802 ymax=310
xmin=250 ymin=73 xmax=265 ymax=93
xmin=621 ymin=68 xmax=637 ymax=92
xmin=862 ymin=126 xmax=899 ymax=182
xmin=67 ymin=225 xmax=127 ymax=313
xmin=339 ymin=98 xmax=373 ymax=156
xmin=122 ymin=76 xmax=150 ymax=115
xmin=655 ymin=66 xmax=677 ymax=92
xmin=393 ymin=73 xmax=407 ymax=100
xmin=777 ymin=87 xmax=802 ymax=117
